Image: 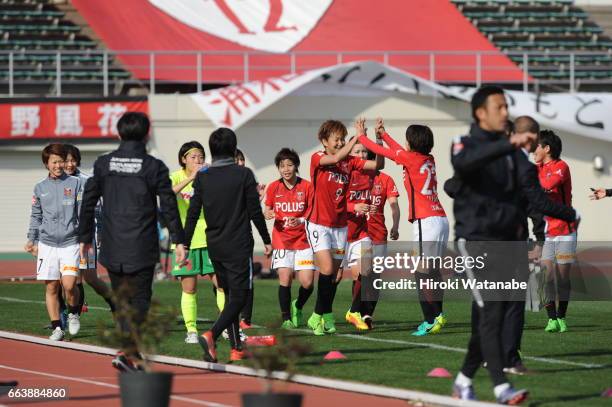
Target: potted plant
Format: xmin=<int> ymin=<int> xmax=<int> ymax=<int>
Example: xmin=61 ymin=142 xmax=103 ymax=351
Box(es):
xmin=242 ymin=322 xmax=311 ymax=407
xmin=98 ymin=284 xmax=178 ymax=407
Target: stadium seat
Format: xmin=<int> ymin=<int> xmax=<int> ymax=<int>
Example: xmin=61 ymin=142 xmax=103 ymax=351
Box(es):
xmin=452 ymin=0 xmax=612 ymax=85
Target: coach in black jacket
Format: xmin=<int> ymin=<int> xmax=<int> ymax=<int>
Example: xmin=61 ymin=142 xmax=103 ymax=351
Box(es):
xmin=448 ymin=87 xmax=578 ymax=404
xmin=79 ymin=112 xmax=186 ymax=370
xmin=184 ymin=127 xmax=271 ymax=363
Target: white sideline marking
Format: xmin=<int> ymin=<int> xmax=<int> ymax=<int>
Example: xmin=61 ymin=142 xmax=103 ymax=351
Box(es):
xmin=0 ymin=331 xmax=500 ymax=407
xmin=0 ymin=364 xmax=231 ymax=407
xmin=0 ymin=295 xmax=604 ymax=369
xmin=322 ymin=331 xmax=605 ymax=369
xmin=0 ymin=296 xmax=212 ymax=323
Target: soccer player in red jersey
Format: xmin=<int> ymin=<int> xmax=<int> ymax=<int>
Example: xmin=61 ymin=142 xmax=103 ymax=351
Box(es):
xmin=264 ymin=148 xmax=315 ymax=329
xmin=362 ymin=155 xmax=401 ymax=329
xmin=305 ymin=118 xmax=383 ymax=335
xmin=342 ymin=141 xmax=377 ymax=331
xmin=534 ymin=130 xmax=576 ymax=333
xmin=359 ymin=120 xmax=449 ymax=336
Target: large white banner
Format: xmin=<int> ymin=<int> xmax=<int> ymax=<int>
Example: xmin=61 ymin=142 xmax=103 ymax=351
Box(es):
xmin=191 ymin=61 xmax=612 ymax=142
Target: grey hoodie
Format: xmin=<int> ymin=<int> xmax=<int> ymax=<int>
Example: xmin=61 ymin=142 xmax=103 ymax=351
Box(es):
xmin=27 ymin=173 xmax=83 ymax=247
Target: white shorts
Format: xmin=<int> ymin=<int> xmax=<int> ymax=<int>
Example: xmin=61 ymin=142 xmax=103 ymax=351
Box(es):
xmin=342 ymin=237 xmax=373 ymax=268
xmin=542 ymin=232 xmax=577 ymax=264
xmin=305 ymin=221 xmax=347 ymax=260
xmin=271 ymin=248 xmax=315 ymax=271
xmin=36 ymin=242 xmax=80 ymax=280
xmin=412 ymin=216 xmax=449 ymax=258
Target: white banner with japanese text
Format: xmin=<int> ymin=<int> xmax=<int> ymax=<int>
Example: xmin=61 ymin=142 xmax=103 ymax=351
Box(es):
xmin=191 ymin=61 xmax=612 ymax=143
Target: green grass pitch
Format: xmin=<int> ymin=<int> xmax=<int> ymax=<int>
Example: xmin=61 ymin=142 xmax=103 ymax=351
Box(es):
xmin=0 ymin=279 xmax=610 ymax=406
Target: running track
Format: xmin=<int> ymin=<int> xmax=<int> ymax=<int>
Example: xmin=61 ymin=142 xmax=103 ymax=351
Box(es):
xmin=0 ymin=338 xmax=412 ymax=407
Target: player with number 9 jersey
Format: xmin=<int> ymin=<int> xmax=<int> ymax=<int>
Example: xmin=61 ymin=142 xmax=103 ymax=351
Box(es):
xmin=304 ymin=119 xmax=384 ymax=336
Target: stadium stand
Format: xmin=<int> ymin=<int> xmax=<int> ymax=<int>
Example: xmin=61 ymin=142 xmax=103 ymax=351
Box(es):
xmin=0 ymin=0 xmax=133 ymax=95
xmin=452 ymin=0 xmax=612 ymax=88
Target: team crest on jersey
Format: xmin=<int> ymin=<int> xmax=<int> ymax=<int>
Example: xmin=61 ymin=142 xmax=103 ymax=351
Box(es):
xmin=296 ymin=191 xmax=305 ymax=201
xmin=64 ymin=188 xmax=72 ymax=197
xmin=373 ymin=184 xmax=382 ymax=194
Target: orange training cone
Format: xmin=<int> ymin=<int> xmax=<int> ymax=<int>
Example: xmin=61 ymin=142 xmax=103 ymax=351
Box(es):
xmin=324 ymin=350 xmax=346 ymax=360
xmin=427 ymin=367 xmax=452 ymax=378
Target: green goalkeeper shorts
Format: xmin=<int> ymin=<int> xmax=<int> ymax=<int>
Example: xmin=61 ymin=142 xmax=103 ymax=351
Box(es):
xmin=171 ymin=247 xmax=215 ymax=277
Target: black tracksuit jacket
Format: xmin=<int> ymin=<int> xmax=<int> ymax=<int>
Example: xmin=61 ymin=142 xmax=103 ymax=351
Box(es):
xmin=446 ymin=124 xmax=576 ymax=241
xmin=184 ymin=157 xmax=271 ymax=261
xmin=78 ymin=140 xmax=185 ymax=272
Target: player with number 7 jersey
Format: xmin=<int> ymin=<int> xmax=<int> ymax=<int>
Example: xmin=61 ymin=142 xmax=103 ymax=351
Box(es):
xmin=359 ymin=122 xmax=449 ymax=337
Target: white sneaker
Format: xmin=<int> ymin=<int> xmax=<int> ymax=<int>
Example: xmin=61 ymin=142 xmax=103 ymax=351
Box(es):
xmin=67 ymin=313 xmax=80 ymax=335
xmin=221 ymin=328 xmax=248 ymax=341
xmin=49 ymin=327 xmax=64 ymax=341
xmin=185 ymin=332 xmax=198 ymax=344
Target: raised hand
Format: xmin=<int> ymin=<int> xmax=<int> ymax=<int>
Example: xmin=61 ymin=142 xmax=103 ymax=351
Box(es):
xmin=354 ymin=117 xmax=367 ymax=136
xmin=375 ymin=117 xmax=385 ymax=139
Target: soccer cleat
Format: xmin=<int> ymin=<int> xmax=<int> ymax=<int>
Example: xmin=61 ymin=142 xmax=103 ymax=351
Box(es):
xmin=557 ymin=318 xmax=568 ymax=333
xmin=411 ymin=320 xmax=438 ymax=336
xmin=184 ymin=332 xmax=198 ymax=344
xmin=49 ymin=327 xmax=64 ymax=341
xmin=290 ymin=299 xmax=302 ymax=327
xmin=81 ymin=302 xmax=89 ymax=313
xmin=436 ymin=313 xmax=448 ymax=327
xmin=198 ymin=331 xmax=218 ymax=363
xmin=504 ymin=363 xmax=529 ymax=376
xmin=452 ymin=383 xmax=476 ymax=400
xmin=312 ymin=320 xmax=325 ymax=336
xmin=496 ymin=387 xmax=528 ymax=405
xmin=67 ymin=313 xmax=80 ymax=335
xmin=307 ymin=312 xmax=322 ymax=330
xmin=544 ymin=318 xmax=560 ymax=333
xmin=429 ymin=318 xmax=444 ymax=334
xmin=322 ymin=313 xmax=337 ymax=334
xmin=345 ymin=311 xmax=369 ymax=331
xmin=221 ymin=328 xmax=248 ymax=342
xmin=111 ymin=352 xmax=143 ymax=372
xmin=281 ymin=320 xmax=296 ymax=329
xmin=239 ymin=319 xmax=252 ymax=330
xmin=229 ymin=349 xmax=246 ymax=362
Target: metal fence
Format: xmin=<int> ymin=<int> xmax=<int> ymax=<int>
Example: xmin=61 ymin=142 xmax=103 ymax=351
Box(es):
xmin=2 ymin=49 xmax=611 ymax=96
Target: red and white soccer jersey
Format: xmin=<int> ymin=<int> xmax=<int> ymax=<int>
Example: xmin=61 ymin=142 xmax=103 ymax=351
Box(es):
xmin=537 ymin=159 xmax=576 ymax=237
xmin=265 ymin=177 xmax=313 ymax=250
xmin=367 ymin=171 xmax=400 ymax=244
xmin=346 ymin=169 xmax=374 ymax=243
xmin=359 ymin=133 xmax=446 ymax=222
xmin=306 ymin=151 xmax=366 ymax=228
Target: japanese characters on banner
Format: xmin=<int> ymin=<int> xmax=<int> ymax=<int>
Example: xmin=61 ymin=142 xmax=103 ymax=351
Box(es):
xmin=191 ymin=61 xmax=612 ymax=143
xmin=0 ymin=99 xmax=148 ymax=139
